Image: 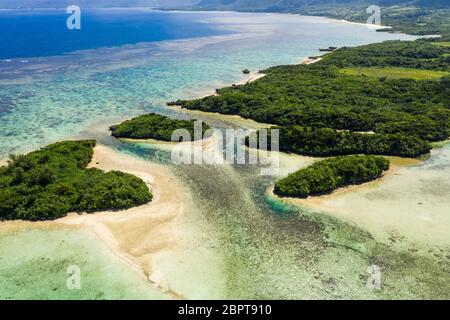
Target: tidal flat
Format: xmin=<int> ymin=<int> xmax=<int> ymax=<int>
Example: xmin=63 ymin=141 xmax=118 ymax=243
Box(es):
xmin=0 ymin=10 xmax=448 ymax=299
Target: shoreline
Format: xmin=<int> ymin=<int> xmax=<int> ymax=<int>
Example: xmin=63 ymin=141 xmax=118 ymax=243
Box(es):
xmin=62 ymin=144 xmax=190 ymax=298
xmin=268 ymin=150 xmax=450 ymax=249
xmin=0 ymin=144 xmax=192 ymax=299
xmin=337 ymin=19 xmax=390 ymax=30
xmin=269 ymin=156 xmax=419 ymax=213
xmin=0 ymin=143 xmax=227 ymax=299
xmin=169 ymin=104 xmax=274 ymax=130
xmin=169 ymin=56 xmax=323 ymax=129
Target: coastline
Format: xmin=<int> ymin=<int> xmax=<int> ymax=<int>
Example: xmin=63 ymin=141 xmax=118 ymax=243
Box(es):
xmin=169 ymin=104 xmax=273 ymax=130
xmin=0 ymin=144 xmax=199 ymax=299
xmin=268 ymin=151 xmax=450 ymax=249
xmin=60 ymin=144 xmax=196 ymax=298
xmin=169 ymin=56 xmax=323 ymax=129
xmin=337 ymin=19 xmax=389 ymax=30
xmin=269 ymin=156 xmax=419 ymax=212
xmin=1 ymin=10 xmax=447 ymax=298
xmin=236 ymin=71 xmax=266 ymax=85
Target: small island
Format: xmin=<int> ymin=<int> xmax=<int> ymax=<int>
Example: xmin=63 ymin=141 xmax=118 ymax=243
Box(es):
xmin=110 ymin=113 xmax=210 ymax=142
xmin=174 ymin=40 xmax=449 ymax=160
xmin=0 ymin=140 xmax=152 ymax=221
xmin=274 ymin=155 xmax=390 ymax=198
xmin=248 ymin=126 xmax=431 ymax=158
xmin=319 ymin=46 xmax=337 ymax=52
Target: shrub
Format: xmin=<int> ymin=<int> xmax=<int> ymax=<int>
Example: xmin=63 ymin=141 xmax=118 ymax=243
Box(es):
xmin=0 ymin=140 xmax=152 ymax=221
xmin=274 ymin=155 xmax=390 ymax=198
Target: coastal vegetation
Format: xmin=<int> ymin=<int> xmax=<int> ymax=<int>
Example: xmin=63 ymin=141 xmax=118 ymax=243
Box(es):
xmin=432 ymin=42 xmax=450 ymax=48
xmin=274 ymin=155 xmax=390 ymax=198
xmin=250 ymin=126 xmax=431 ymax=158
xmin=192 ymin=1 xmax=450 ymax=36
xmin=0 ymin=140 xmax=152 ymax=221
xmin=171 ymin=22 xmax=450 ymax=197
xmin=338 ymin=67 xmax=449 ymax=80
xmin=319 ymin=40 xmax=450 ymax=71
xmin=302 ymin=4 xmax=450 ymax=36
xmin=172 ymin=39 xmax=450 ymax=157
xmin=110 ymin=113 xmax=210 ymax=142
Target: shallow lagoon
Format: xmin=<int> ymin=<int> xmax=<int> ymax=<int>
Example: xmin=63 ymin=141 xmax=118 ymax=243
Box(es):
xmin=1 ymin=10 xmax=448 ymax=299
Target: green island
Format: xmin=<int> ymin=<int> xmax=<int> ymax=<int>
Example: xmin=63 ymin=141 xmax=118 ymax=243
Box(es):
xmin=250 ymin=126 xmax=431 ymax=158
xmin=0 ymin=140 xmax=152 ymax=221
xmin=191 ymin=1 xmax=450 ymax=38
xmin=299 ymin=2 xmax=450 ymax=37
xmin=338 ymin=67 xmax=449 ymax=80
xmin=173 ymin=40 xmax=450 ymax=150
xmin=110 ymin=113 xmax=210 ymax=142
xmin=172 ymin=14 xmax=450 ymax=196
xmin=274 ymin=156 xmax=390 ymax=198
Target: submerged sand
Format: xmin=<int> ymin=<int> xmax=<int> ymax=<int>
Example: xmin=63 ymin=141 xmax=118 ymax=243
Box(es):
xmin=270 ymin=151 xmax=450 ymax=249
xmin=0 ymin=144 xmax=225 ymax=299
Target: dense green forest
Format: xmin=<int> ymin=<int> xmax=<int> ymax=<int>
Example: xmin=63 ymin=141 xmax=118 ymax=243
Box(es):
xmin=190 ymin=1 xmax=450 ymax=37
xmin=173 ymin=39 xmax=450 ymax=158
xmin=110 ymin=113 xmax=210 ymax=142
xmin=320 ymin=40 xmax=450 ymax=71
xmin=250 ymin=126 xmax=431 ymax=157
xmin=274 ymin=155 xmax=390 ymax=198
xmin=301 ymin=4 xmax=450 ymax=36
xmin=0 ymin=140 xmax=152 ymax=221
xmin=194 ymin=0 xmax=443 ymax=13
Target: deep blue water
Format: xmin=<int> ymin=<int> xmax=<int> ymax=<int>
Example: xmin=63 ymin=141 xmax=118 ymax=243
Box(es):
xmin=0 ymin=9 xmax=228 ymax=59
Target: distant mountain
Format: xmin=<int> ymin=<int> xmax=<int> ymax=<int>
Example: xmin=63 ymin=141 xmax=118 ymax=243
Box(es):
xmin=195 ymin=0 xmax=375 ymax=11
xmin=194 ymin=0 xmax=449 ymax=11
xmin=0 ymin=0 xmax=198 ymax=9
xmin=2 ymin=0 xmax=447 ymax=10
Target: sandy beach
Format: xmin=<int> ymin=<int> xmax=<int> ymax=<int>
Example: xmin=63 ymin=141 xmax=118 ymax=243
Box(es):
xmin=169 ymin=104 xmax=273 ymax=130
xmin=62 ymin=144 xmax=188 ymax=293
xmin=170 ymin=56 xmax=322 ymax=130
xmin=299 ymin=57 xmax=323 ymax=65
xmin=269 ymin=152 xmax=450 ymax=249
xmin=0 ymin=144 xmax=225 ymax=299
xmin=337 ymin=19 xmax=389 ymax=30
xmin=269 ymin=156 xmax=417 ymax=211
xmin=63 ymin=144 xmax=227 ymax=299
xmin=236 ymin=71 xmax=267 ymax=85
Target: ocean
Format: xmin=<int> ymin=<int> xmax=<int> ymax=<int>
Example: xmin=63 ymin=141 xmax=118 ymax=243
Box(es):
xmin=0 ymin=9 xmax=227 ymax=59
xmin=0 ymin=9 xmax=416 ymax=157
xmin=2 ymin=9 xmax=448 ymax=300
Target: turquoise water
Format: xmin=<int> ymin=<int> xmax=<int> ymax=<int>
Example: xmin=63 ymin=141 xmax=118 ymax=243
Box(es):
xmin=2 ymin=10 xmax=448 ymax=300
xmin=0 ymin=9 xmax=228 ymax=59
xmin=119 ymin=141 xmax=450 ymax=299
xmin=0 ymin=227 xmax=166 ymax=300
xmin=0 ymin=11 xmax=416 ymax=157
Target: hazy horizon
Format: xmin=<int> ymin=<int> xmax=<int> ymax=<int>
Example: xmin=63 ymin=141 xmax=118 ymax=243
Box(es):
xmin=0 ymin=0 xmax=198 ymax=9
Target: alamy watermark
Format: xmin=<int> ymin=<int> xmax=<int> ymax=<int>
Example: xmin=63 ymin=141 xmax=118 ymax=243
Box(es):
xmin=366 ymin=5 xmax=381 ymax=27
xmin=366 ymin=265 xmax=382 ymax=291
xmin=170 ymin=121 xmax=280 ymax=176
xmin=66 ymin=265 xmax=81 ymax=290
xmin=66 ymin=5 xmax=81 ymax=30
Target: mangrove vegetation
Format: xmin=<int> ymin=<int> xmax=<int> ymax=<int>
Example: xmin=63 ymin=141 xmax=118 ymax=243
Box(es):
xmin=0 ymin=140 xmax=152 ymax=221
xmin=274 ymin=155 xmax=390 ymax=198
xmin=110 ymin=113 xmax=210 ymax=142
